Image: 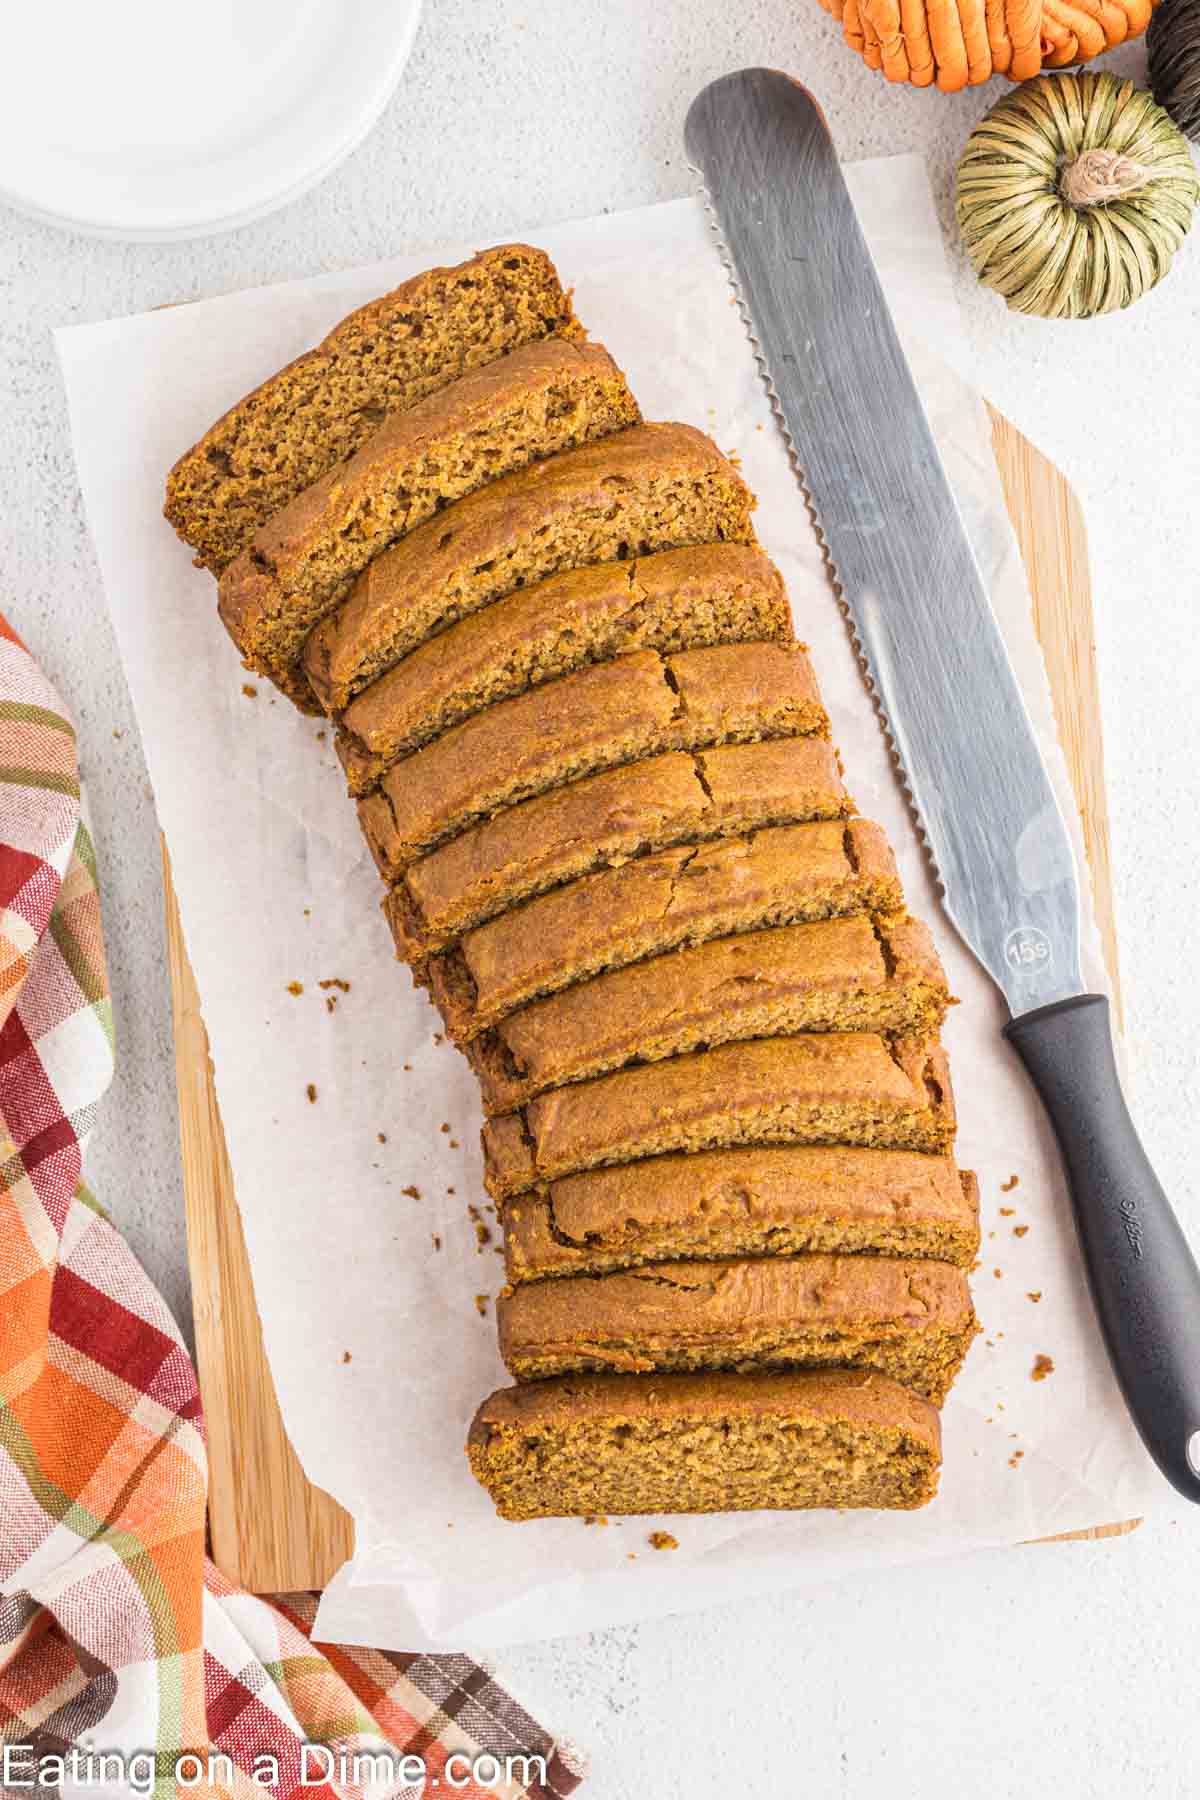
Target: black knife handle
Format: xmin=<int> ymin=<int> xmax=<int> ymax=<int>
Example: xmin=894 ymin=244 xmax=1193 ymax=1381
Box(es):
xmin=1004 ymin=994 xmax=1200 ymax=1502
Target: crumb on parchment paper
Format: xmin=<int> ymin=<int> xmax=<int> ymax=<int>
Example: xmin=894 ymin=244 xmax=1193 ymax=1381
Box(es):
xmin=319 ymin=977 xmax=350 ymax=993
xmin=1014 ymin=1224 xmax=1029 ymax=1237
xmin=402 ymin=1184 xmax=420 ymax=1200
xmin=1027 ymin=1291 xmax=1043 ymax=1303
xmin=584 ymin=1515 xmax=609 ymax=1527
xmin=341 ymin=1351 xmax=351 ymax=1364
xmin=377 ymin=1132 xmax=387 ymax=1144
xmin=649 ymin=1531 xmax=679 ymax=1551
xmin=1032 ymin=1354 xmax=1055 ymax=1381
xmin=286 ymin=981 xmax=303 ymax=996
xmin=999 ymin=1206 xmax=1015 ymax=1217
xmin=474 ymin=1294 xmax=490 ymax=1317
xmin=431 ymin=1234 xmax=442 ymax=1251
xmin=305 ymin=1083 xmax=317 ymax=1104
xmin=242 ymin=684 xmax=257 ymax=698
xmin=1001 ymin=1174 xmax=1020 ymax=1192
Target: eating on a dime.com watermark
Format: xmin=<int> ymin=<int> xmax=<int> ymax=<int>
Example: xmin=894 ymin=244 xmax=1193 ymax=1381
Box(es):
xmin=1 ymin=1741 xmax=547 ymax=1792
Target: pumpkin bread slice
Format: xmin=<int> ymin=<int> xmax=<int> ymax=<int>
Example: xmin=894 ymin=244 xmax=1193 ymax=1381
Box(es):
xmin=357 ymin=640 xmax=827 ymax=871
xmin=218 ymin=339 xmax=639 ymax=697
xmin=496 ymin=1253 xmax=977 ymax=1402
xmin=302 ymin=422 xmax=757 ymax=712
xmin=430 ymin=817 xmax=901 ymax=1037
xmin=482 ymin=1033 xmax=956 ymax=1200
xmin=467 ymin=1368 xmax=943 ymax=1518
xmin=467 ymin=915 xmax=950 ymax=1113
xmin=165 ymin=244 xmax=581 ymax=575
xmin=503 ymin=1149 xmax=980 ymax=1281
xmin=384 ymin=737 xmax=851 ymax=964
xmin=336 ymin=543 xmax=792 ymax=792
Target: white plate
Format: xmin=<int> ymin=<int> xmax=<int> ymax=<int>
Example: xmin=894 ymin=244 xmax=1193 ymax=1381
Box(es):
xmin=0 ymin=0 xmax=423 ymax=241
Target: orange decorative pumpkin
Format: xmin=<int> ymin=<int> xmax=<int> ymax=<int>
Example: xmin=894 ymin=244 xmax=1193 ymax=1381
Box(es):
xmin=815 ymin=0 xmax=1156 ymax=89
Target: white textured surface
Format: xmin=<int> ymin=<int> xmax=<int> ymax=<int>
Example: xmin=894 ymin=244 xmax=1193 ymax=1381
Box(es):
xmin=2 ymin=0 xmax=1197 ymax=1790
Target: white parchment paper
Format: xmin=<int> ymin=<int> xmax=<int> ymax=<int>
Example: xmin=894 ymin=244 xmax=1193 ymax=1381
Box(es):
xmin=56 ymin=156 xmax=1159 ymax=1653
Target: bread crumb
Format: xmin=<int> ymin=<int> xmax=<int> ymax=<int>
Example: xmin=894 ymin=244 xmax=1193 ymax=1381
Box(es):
xmin=242 ymin=683 xmax=258 ymax=698
xmin=474 ymin=1294 xmax=490 ymax=1318
xmin=325 ymin=995 xmax=338 ymax=1013
xmin=999 ymin=1206 xmax=1015 ymax=1217
xmin=305 ymin=1083 xmax=317 ymax=1104
xmin=584 ymin=1515 xmax=609 ymax=1527
xmin=402 ymin=1062 xmax=412 ymax=1072
xmin=377 ymin=1132 xmax=387 ymax=1144
xmin=402 ymin=1184 xmax=421 ymax=1200
xmin=440 ymin=1121 xmax=451 ymax=1133
xmin=303 ymin=907 xmax=311 ymax=917
xmin=993 ymin=1268 xmax=1002 ymax=1278
xmin=319 ymin=977 xmax=351 ymax=993
xmin=434 ymin=1033 xmax=444 ymax=1046
xmin=1013 ymin=1224 xmax=1029 ymax=1238
xmin=626 ymin=1552 xmax=637 ymax=1561
xmin=1001 ymin=1174 xmax=1020 ymax=1192
xmin=447 ymin=1185 xmax=456 ymax=1196
xmin=1027 ymin=1290 xmax=1043 ymax=1304
xmin=1032 ymin=1354 xmax=1055 ymax=1381
xmin=112 ymin=728 xmax=124 ymax=740
xmin=649 ymin=1531 xmax=679 ymax=1551
xmin=316 ymin=729 xmax=326 ymax=741
xmin=286 ymin=981 xmax=304 ymax=996
xmin=431 ymin=1233 xmax=442 ymax=1251
xmin=449 ymin=1138 xmax=460 ymax=1149
xmin=1008 ymin=1449 xmax=1025 ymax=1468
xmin=341 ymin=1350 xmax=352 ymax=1365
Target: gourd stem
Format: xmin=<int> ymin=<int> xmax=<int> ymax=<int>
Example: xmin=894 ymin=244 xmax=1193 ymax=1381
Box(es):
xmin=1059 ymin=149 xmax=1155 ymax=207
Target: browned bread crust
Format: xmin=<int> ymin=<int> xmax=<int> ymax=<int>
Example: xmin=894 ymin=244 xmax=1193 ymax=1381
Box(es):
xmin=503 ymin=1152 xmax=980 ymax=1279
xmin=429 ymin=818 xmax=901 ymax=1038
xmin=467 ymin=914 xmax=950 ymax=1112
xmin=301 ymin=422 xmax=757 ymax=712
xmin=467 ymin=1368 xmax=942 ymax=1518
xmin=336 ymin=543 xmax=793 ymax=791
xmin=496 ymin=1252 xmax=977 ymax=1401
xmin=482 ymin=1033 xmax=956 ymax=1199
xmin=218 ymin=339 xmax=638 ymax=695
xmin=357 ymin=640 xmax=828 ymax=872
xmin=166 ymin=244 xmax=581 ymax=575
xmin=385 ymin=738 xmax=851 ymax=965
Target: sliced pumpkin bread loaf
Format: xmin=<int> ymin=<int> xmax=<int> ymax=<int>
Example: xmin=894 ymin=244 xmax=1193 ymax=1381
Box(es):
xmin=219 ymin=339 xmax=639 ymax=697
xmin=503 ymin=1149 xmax=980 ymax=1281
xmin=468 ymin=1369 xmax=943 ymax=1518
xmin=467 ymin=915 xmax=950 ymax=1112
xmin=357 ymin=640 xmax=827 ymax=869
xmin=482 ymin=1033 xmax=956 ymax=1200
xmin=429 ymin=818 xmax=902 ymax=1037
xmin=336 ymin=543 xmax=793 ymax=791
xmin=166 ymin=244 xmax=581 ymax=575
xmin=302 ymin=422 xmax=757 ymax=712
xmin=496 ymin=1253 xmax=977 ymax=1402
xmin=384 ymin=737 xmax=851 ymax=962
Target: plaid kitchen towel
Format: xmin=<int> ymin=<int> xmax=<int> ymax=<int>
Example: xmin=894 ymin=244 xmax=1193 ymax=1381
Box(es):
xmin=0 ymin=616 xmax=585 ymax=1800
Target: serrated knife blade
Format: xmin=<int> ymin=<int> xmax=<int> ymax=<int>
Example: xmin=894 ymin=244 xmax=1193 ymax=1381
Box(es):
xmin=685 ymin=69 xmax=1200 ymax=1501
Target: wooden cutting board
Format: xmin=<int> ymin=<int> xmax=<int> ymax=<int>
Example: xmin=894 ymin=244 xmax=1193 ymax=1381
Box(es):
xmin=166 ymin=406 xmax=1135 ymax=1595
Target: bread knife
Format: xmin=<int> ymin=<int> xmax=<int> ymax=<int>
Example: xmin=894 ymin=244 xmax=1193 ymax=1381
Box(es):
xmin=685 ymin=68 xmax=1200 ymax=1501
